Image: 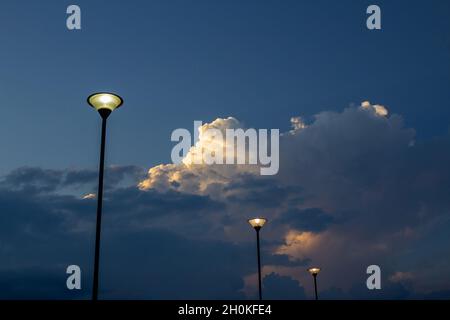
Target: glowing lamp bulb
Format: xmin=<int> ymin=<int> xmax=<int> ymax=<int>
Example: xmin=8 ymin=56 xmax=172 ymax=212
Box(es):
xmin=248 ymin=217 xmax=267 ymax=229
xmin=308 ymin=267 xmax=321 ymax=276
xmin=87 ymin=92 xmax=123 ymax=112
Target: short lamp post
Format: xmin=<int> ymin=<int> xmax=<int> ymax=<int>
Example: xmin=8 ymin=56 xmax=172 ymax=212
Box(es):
xmin=87 ymin=92 xmax=123 ymax=301
xmin=248 ymin=217 xmax=267 ymax=300
xmin=308 ymin=267 xmax=321 ymax=300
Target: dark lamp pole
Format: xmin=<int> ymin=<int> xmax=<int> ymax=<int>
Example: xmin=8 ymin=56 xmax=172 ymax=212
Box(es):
xmin=248 ymin=217 xmax=267 ymax=300
xmin=308 ymin=267 xmax=321 ymax=300
xmin=87 ymin=92 xmax=123 ymax=301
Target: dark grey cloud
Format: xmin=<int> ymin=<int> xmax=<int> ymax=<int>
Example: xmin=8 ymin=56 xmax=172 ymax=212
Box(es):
xmin=63 ymin=165 xmax=146 ymax=190
xmin=0 ymin=165 xmax=146 ymax=194
xmin=264 ymin=253 xmax=309 ymax=268
xmin=222 ymin=174 xmax=295 ymax=208
xmin=275 ymin=208 xmax=335 ymax=232
xmin=263 ymin=273 xmax=306 ymax=300
xmin=2 ymin=105 xmax=450 ymax=299
xmin=1 ymin=167 xmax=63 ymax=193
xmin=0 ymin=168 xmax=300 ymax=299
xmin=100 ymin=230 xmax=250 ymax=299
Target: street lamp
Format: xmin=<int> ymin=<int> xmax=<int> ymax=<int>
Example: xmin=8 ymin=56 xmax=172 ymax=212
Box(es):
xmin=308 ymin=267 xmax=321 ymax=300
xmin=87 ymin=92 xmax=123 ymax=300
xmin=248 ymin=217 xmax=267 ymax=300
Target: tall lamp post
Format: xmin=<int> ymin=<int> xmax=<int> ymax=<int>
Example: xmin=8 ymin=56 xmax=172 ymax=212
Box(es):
xmin=308 ymin=267 xmax=321 ymax=300
xmin=87 ymin=92 xmax=123 ymax=301
xmin=248 ymin=217 xmax=267 ymax=300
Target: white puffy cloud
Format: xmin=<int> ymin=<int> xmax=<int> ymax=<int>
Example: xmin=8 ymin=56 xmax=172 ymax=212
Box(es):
xmin=136 ymin=102 xmax=450 ymax=296
xmin=361 ymin=100 xmax=389 ymax=117
xmin=288 ymin=116 xmax=307 ymax=134
xmin=82 ymin=193 xmax=96 ymax=199
xmin=138 ymin=117 xmax=259 ymax=196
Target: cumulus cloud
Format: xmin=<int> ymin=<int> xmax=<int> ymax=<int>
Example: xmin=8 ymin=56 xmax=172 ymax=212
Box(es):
xmin=138 ymin=117 xmax=260 ymax=195
xmin=136 ymin=102 xmax=450 ymax=296
xmin=2 ymin=101 xmax=450 ymax=299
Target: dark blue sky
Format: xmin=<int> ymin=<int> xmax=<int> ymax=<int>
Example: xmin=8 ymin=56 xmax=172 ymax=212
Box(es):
xmin=0 ymin=0 xmax=449 ymax=174
xmin=1 ymin=1 xmax=450 ymax=300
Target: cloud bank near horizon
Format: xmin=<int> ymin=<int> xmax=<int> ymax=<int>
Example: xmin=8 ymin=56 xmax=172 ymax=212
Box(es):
xmin=1 ymin=101 xmax=450 ymax=299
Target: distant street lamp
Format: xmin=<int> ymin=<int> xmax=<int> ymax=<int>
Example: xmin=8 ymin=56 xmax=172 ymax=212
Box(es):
xmin=308 ymin=267 xmax=321 ymax=300
xmin=248 ymin=217 xmax=267 ymax=300
xmin=87 ymin=92 xmax=123 ymax=301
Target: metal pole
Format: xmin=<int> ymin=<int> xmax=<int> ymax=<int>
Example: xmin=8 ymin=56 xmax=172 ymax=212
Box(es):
xmin=313 ymin=274 xmax=318 ymax=300
xmin=256 ymin=228 xmax=262 ymax=300
xmin=92 ymin=114 xmax=108 ymax=300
